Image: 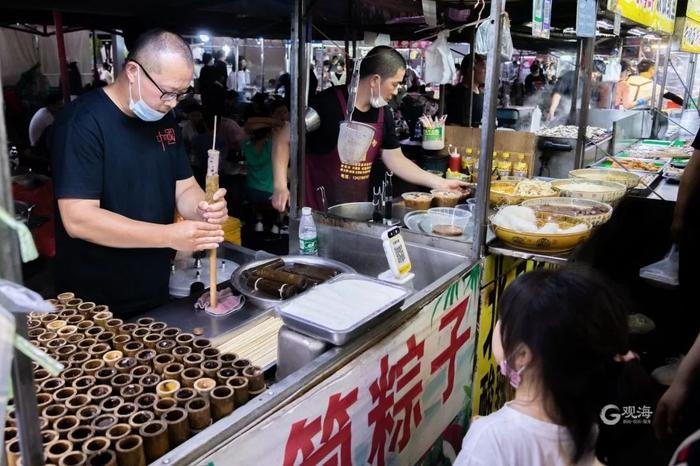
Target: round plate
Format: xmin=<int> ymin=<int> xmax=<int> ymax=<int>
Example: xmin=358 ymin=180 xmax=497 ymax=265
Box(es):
xmin=230 ymin=255 xmax=356 ymax=308
xmin=403 ymin=210 xmax=428 ymax=233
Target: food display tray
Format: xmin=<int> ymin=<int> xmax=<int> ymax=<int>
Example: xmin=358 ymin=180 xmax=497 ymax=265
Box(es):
xmin=230 ymin=255 xmax=356 ymax=309
xmin=275 ymin=274 xmax=411 ymax=345
xmin=591 ymin=157 xmax=667 ymax=174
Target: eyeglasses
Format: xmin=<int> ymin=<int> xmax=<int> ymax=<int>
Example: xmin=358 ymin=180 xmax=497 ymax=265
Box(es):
xmin=128 ymin=59 xmax=193 ymax=102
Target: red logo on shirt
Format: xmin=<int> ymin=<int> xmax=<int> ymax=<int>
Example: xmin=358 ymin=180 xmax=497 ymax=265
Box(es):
xmin=156 ymin=128 xmax=176 ymax=151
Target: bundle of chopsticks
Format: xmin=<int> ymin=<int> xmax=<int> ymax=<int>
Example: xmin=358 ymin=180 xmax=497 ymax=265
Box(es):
xmin=419 ymin=114 xmax=447 ymax=129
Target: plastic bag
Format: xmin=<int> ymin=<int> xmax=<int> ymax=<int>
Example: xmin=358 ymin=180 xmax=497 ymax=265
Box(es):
xmin=603 ymin=59 xmax=621 ymax=83
xmin=474 ymin=15 xmax=514 ymax=60
xmin=639 ymin=244 xmax=679 ymax=288
xmin=424 ymin=31 xmax=456 ymax=85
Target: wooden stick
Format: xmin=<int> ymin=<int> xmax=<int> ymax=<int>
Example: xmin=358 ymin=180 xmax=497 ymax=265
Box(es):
xmin=207 ymin=115 xmax=220 ymax=309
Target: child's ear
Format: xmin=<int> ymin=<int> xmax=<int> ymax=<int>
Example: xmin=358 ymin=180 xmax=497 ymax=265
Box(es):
xmin=515 ymin=344 xmax=533 ymax=370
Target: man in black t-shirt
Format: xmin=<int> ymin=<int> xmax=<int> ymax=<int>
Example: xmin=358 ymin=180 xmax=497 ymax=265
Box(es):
xmin=270 ymin=46 xmax=467 ymax=212
xmin=52 ymin=29 xmax=228 ymax=317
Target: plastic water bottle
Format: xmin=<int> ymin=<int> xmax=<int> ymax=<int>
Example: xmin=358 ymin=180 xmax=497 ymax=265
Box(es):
xmin=299 ymin=207 xmax=318 ymax=255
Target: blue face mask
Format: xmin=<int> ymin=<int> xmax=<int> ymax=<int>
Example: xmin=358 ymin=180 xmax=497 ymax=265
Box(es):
xmin=128 ymin=67 xmax=166 ymax=122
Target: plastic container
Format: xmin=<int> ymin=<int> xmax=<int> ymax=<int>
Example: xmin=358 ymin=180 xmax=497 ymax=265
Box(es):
xmin=422 ymin=127 xmax=445 ymax=150
xmin=428 ymin=207 xmax=471 ymax=237
xmin=402 ymin=192 xmax=434 ymax=210
xmin=513 ymin=153 xmax=528 ymax=178
xmin=298 ymin=207 xmax=318 ymax=256
xmin=497 ymin=152 xmax=512 ymax=177
xmin=430 ymin=190 xmax=461 ymax=207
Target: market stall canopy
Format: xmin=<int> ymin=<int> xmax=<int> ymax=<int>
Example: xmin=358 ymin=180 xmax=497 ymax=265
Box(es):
xmin=0 ymin=0 xmax=651 ymax=41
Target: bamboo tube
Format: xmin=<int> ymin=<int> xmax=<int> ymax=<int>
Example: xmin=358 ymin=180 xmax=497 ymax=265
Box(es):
xmin=193 ymin=378 xmax=216 ymax=401
xmin=91 ymin=414 xmax=118 ymax=436
xmin=82 ymin=436 xmax=110 ymax=456
xmin=115 ymin=435 xmax=146 ymax=466
xmin=87 ymin=385 xmax=112 ymax=406
xmin=46 ymin=439 xmax=72 ymax=464
xmin=114 ymin=357 xmax=137 ymax=375
xmin=43 ymin=404 xmax=69 ymax=424
xmin=180 ymin=368 xmax=203 ymax=388
xmin=175 ymin=333 xmax=194 ymax=347
xmin=162 ymin=407 xmax=189 ymax=447
xmin=65 ymin=393 xmax=90 ymax=414
xmin=153 ymin=398 xmax=177 ymax=418
xmin=54 ymin=415 xmax=80 ymax=438
xmin=87 ymin=450 xmax=117 ymax=466
xmin=100 ymin=396 xmax=124 ymax=414
xmin=210 ymin=386 xmax=235 ymax=420
xmin=155 ymin=380 xmax=180 ymax=399
xmin=94 ymin=368 xmax=117 ymax=386
xmin=5 ymin=438 xmax=20 ymax=466
xmin=135 ymin=349 xmax=156 ymax=367
xmin=134 ymin=393 xmax=158 ymax=412
xmin=73 ymin=371 xmax=99 ymax=393
xmin=122 ymin=342 xmax=144 ymax=358
xmin=139 ymin=420 xmax=169 ymax=463
xmin=171 ymin=345 xmax=192 ymax=363
xmin=76 ymin=405 xmax=100 ymax=426
xmin=200 ymin=359 xmax=221 ymax=379
xmin=182 ymin=354 xmax=204 ymax=369
xmin=120 ymin=384 xmax=143 ymax=403
xmin=139 ymin=373 xmax=161 ymax=393
xmin=129 ymin=365 xmax=152 ymax=381
xmin=153 ymin=354 xmax=175 ymax=374
xmin=127 ymin=411 xmax=154 ymax=433
xmin=115 ymin=402 xmax=137 ymax=423
xmin=155 ymin=339 xmax=176 ymax=355
xmin=148 ymin=321 xmax=167 ymax=332
xmin=161 ymin=327 xmax=181 ymax=339
xmin=59 ymin=451 xmax=88 ymax=466
xmin=106 ymin=423 xmax=131 ymax=444
xmin=66 ymin=425 xmax=94 ymax=449
xmin=173 ymin=387 xmax=196 ymax=408
xmin=226 ymin=376 xmax=249 ymax=406
xmin=186 ymin=397 xmax=211 ymax=432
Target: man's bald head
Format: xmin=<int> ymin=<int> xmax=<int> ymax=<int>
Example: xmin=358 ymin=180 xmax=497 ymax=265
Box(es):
xmin=126 ymin=29 xmax=194 ymax=73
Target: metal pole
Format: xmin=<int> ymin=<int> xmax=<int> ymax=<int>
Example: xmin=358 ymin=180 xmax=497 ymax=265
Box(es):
xmin=53 ymin=10 xmax=70 ymax=104
xmin=683 ymin=54 xmax=697 ymax=110
xmin=574 ymin=37 xmax=594 ymax=170
xmin=92 ymin=30 xmax=99 ymax=83
xmin=568 ymin=40 xmax=583 ymax=124
xmin=471 ymin=0 xmax=504 ymax=260
xmin=289 ymin=0 xmax=309 ymax=218
xmin=655 ymin=39 xmax=671 ymax=110
xmin=466 ymin=28 xmax=476 ymax=126
xmin=0 ymin=54 xmax=44 ymax=466
xmin=260 ymin=38 xmax=265 ymax=90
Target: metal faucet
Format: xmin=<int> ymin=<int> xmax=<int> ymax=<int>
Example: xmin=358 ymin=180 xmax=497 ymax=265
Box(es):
xmin=316 ymin=186 xmax=327 ymax=213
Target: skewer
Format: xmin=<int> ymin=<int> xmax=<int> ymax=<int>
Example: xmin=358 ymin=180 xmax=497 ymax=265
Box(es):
xmin=208 ymin=115 xmax=219 ymax=308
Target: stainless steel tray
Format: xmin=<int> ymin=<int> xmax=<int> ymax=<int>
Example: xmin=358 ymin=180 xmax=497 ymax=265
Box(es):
xmin=230 ymin=255 xmax=356 ymax=309
xmin=275 ymin=273 xmax=412 ymax=345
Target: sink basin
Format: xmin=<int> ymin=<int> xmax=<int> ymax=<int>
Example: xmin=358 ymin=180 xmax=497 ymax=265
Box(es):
xmin=315 ymin=225 xmax=467 ymax=290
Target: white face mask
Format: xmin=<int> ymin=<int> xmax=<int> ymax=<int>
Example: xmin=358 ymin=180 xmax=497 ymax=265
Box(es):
xmin=128 ymin=67 xmax=166 ymax=122
xmin=370 ymin=82 xmax=388 ymax=108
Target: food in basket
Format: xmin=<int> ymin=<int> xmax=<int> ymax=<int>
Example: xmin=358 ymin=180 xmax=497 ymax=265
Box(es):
xmin=536 ymin=125 xmax=608 ymax=140
xmin=402 ymin=192 xmax=434 ymax=210
xmin=512 ymin=179 xmax=556 ymax=196
xmin=606 ymin=157 xmax=658 ymax=172
xmin=558 ymin=182 xmax=614 ymax=193
xmin=492 ymin=206 xmax=588 ymax=234
xmin=431 ymin=190 xmax=462 ymax=207
xmin=432 ymin=225 xmax=463 ymax=236
xmin=528 ymin=204 xmax=609 ymax=217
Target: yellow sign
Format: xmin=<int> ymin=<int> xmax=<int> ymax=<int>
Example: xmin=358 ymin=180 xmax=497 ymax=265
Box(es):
xmin=609 ymin=0 xmax=655 ymax=27
xmin=688 ymin=0 xmax=700 ymax=23
xmin=608 ymin=0 xmax=677 ymax=32
xmin=655 ymin=0 xmax=677 ymax=33
xmin=682 ymin=16 xmax=700 ymax=53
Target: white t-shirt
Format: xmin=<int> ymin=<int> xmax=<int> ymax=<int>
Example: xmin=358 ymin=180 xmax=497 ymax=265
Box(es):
xmin=28 ymin=107 xmax=54 ymax=146
xmin=454 ymin=403 xmax=597 ymax=466
xmin=227 ymin=69 xmax=250 ymax=92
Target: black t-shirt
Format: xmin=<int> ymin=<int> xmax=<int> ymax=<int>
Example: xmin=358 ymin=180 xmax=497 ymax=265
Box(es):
xmin=51 ymin=89 xmax=192 ymax=317
xmin=525 ymin=74 xmax=546 ymax=94
xmin=306 ymin=85 xmax=399 ymax=155
xmin=553 ymin=70 xmax=579 ymax=97
xmin=445 ymin=85 xmax=483 ymax=128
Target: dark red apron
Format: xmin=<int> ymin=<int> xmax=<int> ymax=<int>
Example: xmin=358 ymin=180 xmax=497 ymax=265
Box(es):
xmin=304 ymin=87 xmax=384 ymax=210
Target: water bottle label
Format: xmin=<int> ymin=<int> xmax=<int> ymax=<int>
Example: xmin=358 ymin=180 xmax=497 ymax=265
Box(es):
xmin=300 ymin=237 xmax=318 ymax=255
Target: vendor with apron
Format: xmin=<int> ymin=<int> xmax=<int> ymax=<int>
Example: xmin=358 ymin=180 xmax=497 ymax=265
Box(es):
xmin=51 ymin=29 xmax=228 ymax=318
xmin=271 ymin=45 xmax=467 ymax=212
